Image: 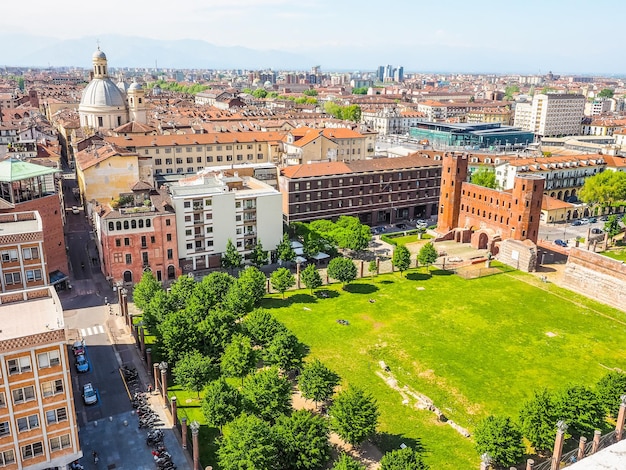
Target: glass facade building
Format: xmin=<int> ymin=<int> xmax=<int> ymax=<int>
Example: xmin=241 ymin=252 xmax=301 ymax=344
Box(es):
xmin=409 ymin=122 xmax=535 ymax=150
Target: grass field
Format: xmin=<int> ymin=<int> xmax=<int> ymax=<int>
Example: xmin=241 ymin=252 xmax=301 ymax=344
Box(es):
xmin=602 ymin=247 xmax=626 ymax=262
xmin=260 ymin=269 xmax=626 ymax=469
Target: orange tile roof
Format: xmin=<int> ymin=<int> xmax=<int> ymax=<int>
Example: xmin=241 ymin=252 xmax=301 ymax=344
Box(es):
xmin=602 ymin=155 xmax=626 ymax=168
xmin=281 ymin=162 xmax=352 ymax=178
xmin=75 ymin=143 xmax=138 ymax=171
xmin=542 ymin=195 xmax=574 ymax=210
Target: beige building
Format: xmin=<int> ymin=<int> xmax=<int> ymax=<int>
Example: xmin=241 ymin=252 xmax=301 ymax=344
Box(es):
xmin=281 ymin=127 xmax=370 ymax=165
xmin=514 ymin=94 xmax=586 ymax=137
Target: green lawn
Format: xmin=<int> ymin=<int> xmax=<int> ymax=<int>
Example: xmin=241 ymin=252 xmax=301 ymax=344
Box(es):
xmin=602 ymin=247 xmax=626 ymax=262
xmin=260 ymin=269 xmax=626 ymax=469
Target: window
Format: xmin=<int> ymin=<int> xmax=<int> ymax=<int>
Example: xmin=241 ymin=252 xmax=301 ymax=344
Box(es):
xmin=217 ymin=156 xmax=223 ymax=162
xmin=25 ymin=270 xmax=42 ymax=282
xmin=142 ymin=252 xmax=149 ymax=265
xmin=166 ymin=219 xmax=171 ymax=226
xmin=17 ymin=414 xmax=39 ymax=432
xmin=37 ymin=350 xmax=60 ymax=368
xmin=206 ymin=226 xmax=213 ymax=233
xmin=13 ymin=386 xmax=35 ymax=404
xmin=186 ymin=148 xmax=192 ymax=154
xmin=21 ymin=442 xmax=43 ymax=460
xmin=125 ymin=254 xmax=132 ymax=265
xmin=167 ymin=249 xmax=173 ymax=260
xmin=123 ymin=221 xmax=129 ymax=230
xmin=197 ymin=157 xmax=202 ymax=163
xmin=186 ymin=157 xmax=193 ymax=163
xmin=0 ymin=450 xmax=15 ymax=466
xmin=124 ymin=238 xmax=130 ymax=246
xmin=115 ymin=239 xmax=121 ymax=247
xmin=98 ymin=117 xmax=103 ymax=127
xmin=131 ymin=220 xmax=137 ymax=229
xmin=109 ymin=222 xmax=114 ymax=231
xmin=113 ymin=253 xmax=122 ymax=263
xmin=165 ymin=148 xmax=172 ymax=154
xmin=1 ymin=250 xmax=18 ymax=262
xmin=0 ymin=393 xmax=5 ymax=408
xmin=49 ymin=434 xmax=71 ymax=452
xmin=166 ymin=234 xmax=172 ymax=242
xmin=42 ymin=380 xmax=63 ymax=397
xmin=151 ymin=236 xmax=155 ymax=244
xmin=175 ymin=148 xmax=181 ymax=154
xmin=8 ymin=357 xmax=31 ymax=374
xmin=116 ymin=222 xmax=122 ymax=230
xmin=4 ymin=273 xmax=22 ymax=286
xmin=207 ymin=156 xmax=213 ymax=162
xmin=227 ymin=155 xmax=233 ymax=161
xmin=165 ymin=158 xmax=172 ymax=165
xmin=226 ymin=145 xmax=232 ymax=150
xmin=207 ymin=240 xmax=213 ymax=247
xmin=0 ymin=421 xmax=9 ymax=437
xmin=216 ymin=145 xmax=222 ymax=151
xmin=176 ymin=158 xmax=183 ymax=164
xmin=141 ymin=236 xmax=147 ymax=248
xmin=22 ymin=247 xmax=39 ymax=260
xmin=155 ymin=158 xmax=162 ymax=165
xmin=146 ymin=219 xmax=151 ymax=228
xmin=139 ymin=220 xmax=144 ymax=228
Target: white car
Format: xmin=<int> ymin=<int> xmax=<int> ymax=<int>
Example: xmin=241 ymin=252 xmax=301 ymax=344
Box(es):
xmin=71 ymin=206 xmax=80 ymax=214
xmin=82 ymin=383 xmax=98 ymax=405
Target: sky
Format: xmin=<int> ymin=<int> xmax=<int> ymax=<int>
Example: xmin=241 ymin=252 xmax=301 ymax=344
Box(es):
xmin=3 ymin=0 xmax=625 ymax=73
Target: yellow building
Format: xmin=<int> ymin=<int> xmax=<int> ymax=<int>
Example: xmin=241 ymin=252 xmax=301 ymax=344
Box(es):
xmin=75 ymin=143 xmax=148 ymax=205
xmin=282 ymin=127 xmax=370 ymax=165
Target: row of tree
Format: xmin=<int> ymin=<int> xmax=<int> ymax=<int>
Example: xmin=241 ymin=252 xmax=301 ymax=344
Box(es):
xmin=474 ymin=371 xmax=626 ymax=467
xmin=291 ymin=216 xmax=372 ymax=254
xmin=323 ymin=101 xmax=362 ymax=122
xmin=391 ymin=243 xmax=439 ymax=276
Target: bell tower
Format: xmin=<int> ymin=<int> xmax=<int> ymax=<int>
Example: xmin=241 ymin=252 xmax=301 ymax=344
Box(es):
xmin=437 ymin=153 xmax=468 ymax=233
xmin=92 ymin=46 xmax=108 ymax=79
xmin=128 ymin=79 xmax=147 ymax=124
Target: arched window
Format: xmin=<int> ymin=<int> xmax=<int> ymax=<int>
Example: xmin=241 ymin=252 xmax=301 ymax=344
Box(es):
xmin=131 ymin=220 xmax=137 ymax=229
xmin=167 ymin=265 xmax=176 ymax=280
xmin=138 ymin=220 xmax=144 ymax=228
xmin=123 ymin=271 xmax=133 ymax=283
xmin=108 ymin=222 xmax=114 ymax=231
xmin=116 ymin=221 xmax=122 ymax=230
xmin=123 ymin=221 xmax=129 ymax=230
xmin=146 ymin=219 xmax=151 ymax=228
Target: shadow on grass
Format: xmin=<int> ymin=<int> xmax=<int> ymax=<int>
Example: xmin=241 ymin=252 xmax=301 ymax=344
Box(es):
xmin=405 ymin=272 xmax=431 ymax=281
xmin=315 ymin=289 xmax=340 ymax=299
xmin=261 ymin=293 xmax=317 ymax=309
xmin=431 ymin=269 xmax=454 ymax=276
xmin=374 ymin=431 xmax=428 ymax=455
xmin=344 ymin=283 xmax=379 ymax=294
xmin=379 ymin=280 xmax=394 ymax=284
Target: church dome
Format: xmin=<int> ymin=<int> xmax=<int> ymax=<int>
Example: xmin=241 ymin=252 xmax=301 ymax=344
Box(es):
xmin=116 ymin=80 xmax=129 ymax=94
xmin=128 ymin=81 xmax=143 ymax=92
xmin=92 ymin=48 xmax=107 ymax=60
xmin=80 ymin=78 xmax=126 ymax=107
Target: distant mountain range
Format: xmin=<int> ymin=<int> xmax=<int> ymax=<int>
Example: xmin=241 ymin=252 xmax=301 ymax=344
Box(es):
xmin=0 ymin=34 xmax=313 ymax=70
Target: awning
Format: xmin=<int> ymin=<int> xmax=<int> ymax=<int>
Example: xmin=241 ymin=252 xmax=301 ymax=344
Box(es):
xmin=294 ymin=247 xmax=304 ymax=256
xmin=312 ymin=252 xmax=330 ymax=260
xmin=49 ymin=270 xmax=68 ymax=284
xmin=295 ymin=256 xmax=307 ymax=264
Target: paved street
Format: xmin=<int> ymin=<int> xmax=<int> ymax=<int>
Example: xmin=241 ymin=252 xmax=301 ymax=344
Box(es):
xmin=538 ymin=219 xmax=605 ymax=247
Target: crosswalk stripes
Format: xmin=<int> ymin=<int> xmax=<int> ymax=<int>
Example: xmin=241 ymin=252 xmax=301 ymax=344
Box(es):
xmin=80 ymin=325 xmax=105 ymax=338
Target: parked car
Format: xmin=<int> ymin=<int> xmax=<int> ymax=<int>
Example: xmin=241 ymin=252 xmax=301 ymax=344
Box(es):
xmin=395 ymin=223 xmax=408 ymax=230
xmin=580 ymin=218 xmax=590 ymax=225
xmin=591 ymin=228 xmax=604 ymax=235
xmin=370 ymin=226 xmax=385 ymax=235
xmin=588 ymin=217 xmax=597 ymax=223
xmin=599 ymin=215 xmax=609 ymax=221
xmin=71 ymin=341 xmax=85 ymax=357
xmin=554 ymin=239 xmax=568 ymax=247
xmin=82 ymin=383 xmax=98 ymax=405
xmin=76 ymin=354 xmax=89 ymax=373
xmin=416 ymin=220 xmax=428 ymax=228
xmin=71 ymin=206 xmax=79 ymax=214
xmin=571 ymin=220 xmax=582 ymax=226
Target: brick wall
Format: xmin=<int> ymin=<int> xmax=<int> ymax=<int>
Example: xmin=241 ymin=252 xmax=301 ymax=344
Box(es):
xmin=562 ymin=248 xmax=626 ymax=312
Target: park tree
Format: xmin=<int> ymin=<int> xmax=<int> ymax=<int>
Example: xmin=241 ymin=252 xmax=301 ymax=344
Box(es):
xmin=142 ymin=289 xmax=172 ymax=335
xmin=172 ymin=351 xmax=217 ymax=397
xmin=242 ymin=309 xmax=287 ymax=347
xmin=264 ymin=330 xmax=306 ymax=372
xmin=352 ymin=86 xmax=368 ymax=95
xmin=327 ymin=257 xmax=357 ymax=288
xmin=277 ymin=233 xmax=296 ymax=264
xmin=252 ymin=88 xmax=268 ymax=99
xmin=189 ymin=272 xmax=234 ymax=313
xmin=220 ymin=333 xmax=257 ymax=386
xmin=303 ymin=89 xmax=318 ymax=96
xmin=237 ymin=266 xmax=267 ymax=306
xmin=471 ymin=166 xmax=498 ymax=189
xmin=133 ymin=271 xmax=163 ymax=312
xmin=274 ymin=410 xmax=331 ymax=470
xmin=518 ymin=388 xmax=558 ymax=453
xmin=504 ymin=85 xmax=520 ymax=100
xmin=158 ymin=309 xmax=201 ymax=364
xmin=201 ymin=378 xmax=243 ymax=432
xmin=222 ymin=239 xmax=243 ymax=273
xmin=598 ymin=88 xmax=615 ymax=98
xmin=554 ymin=385 xmax=605 ymax=438
xmin=392 ymin=245 xmax=411 ymax=276
xmin=197 ymin=309 xmax=238 ymax=362
xmin=596 ymin=370 xmax=626 ymax=417
xmin=474 ymin=415 xmax=524 ymax=468
xmin=604 ymin=214 xmax=625 ymax=242
xmin=250 ymin=239 xmax=269 ymax=267
xmin=380 ymin=447 xmax=429 ymax=470
xmin=332 ymin=453 xmax=365 ymax=470
xmin=418 ymin=242 xmax=438 ymax=275
xmin=298 ymin=359 xmax=340 ymax=408
xmin=301 ymin=264 xmax=323 ymax=294
xmin=330 ymin=386 xmax=379 ymax=446
xmin=242 ymin=366 xmax=292 ymax=423
xmin=368 ymin=260 xmax=378 ymax=279
xmin=579 ymin=171 xmax=626 ymax=208
xmin=169 ymin=274 xmax=197 ymax=312
xmin=342 ymin=104 xmax=362 ymax=122
xmin=334 ymin=216 xmax=371 ymax=251
xmin=218 ymin=413 xmax=279 ymax=470
xmin=271 ymin=267 xmax=296 ymax=299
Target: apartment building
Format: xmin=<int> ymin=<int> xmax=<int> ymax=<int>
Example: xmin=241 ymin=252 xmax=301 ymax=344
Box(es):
xmin=513 ymin=93 xmax=585 ymax=137
xmin=92 ymin=186 xmax=181 ymax=286
xmin=0 ymin=212 xmax=46 ymax=293
xmin=281 ymin=127 xmax=371 ymax=165
xmin=169 ymin=172 xmax=282 ymax=273
xmin=360 ymin=108 xmax=426 ymax=136
xmin=279 ymin=154 xmax=442 ymax=225
xmin=105 ymin=131 xmax=285 ymax=177
xmin=0 ymin=285 xmax=80 ymax=470
xmin=494 ymin=154 xmax=606 ymax=201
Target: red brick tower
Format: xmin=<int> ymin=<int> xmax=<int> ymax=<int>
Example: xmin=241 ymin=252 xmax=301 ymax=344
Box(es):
xmin=437 ymin=153 xmax=468 ymax=233
xmin=509 ymin=175 xmax=544 ymax=243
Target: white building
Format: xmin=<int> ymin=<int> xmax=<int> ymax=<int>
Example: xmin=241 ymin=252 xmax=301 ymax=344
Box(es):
xmin=169 ymin=171 xmax=283 ymax=272
xmin=513 ymin=93 xmax=585 ymax=137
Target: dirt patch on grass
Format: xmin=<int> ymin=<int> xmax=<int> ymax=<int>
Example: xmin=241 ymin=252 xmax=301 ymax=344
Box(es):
xmin=361 ymin=315 xmax=385 ymax=330
xmin=545 ymin=331 xmax=557 ymax=337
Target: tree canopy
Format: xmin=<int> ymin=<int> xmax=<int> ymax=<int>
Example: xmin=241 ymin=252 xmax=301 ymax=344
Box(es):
xmin=332 ymin=453 xmax=365 ymax=470
xmin=277 ymin=233 xmax=296 ymax=264
xmin=218 ymin=413 xmax=278 ymax=470
xmin=330 ymin=386 xmax=379 ymax=446
xmin=202 ymin=378 xmax=243 ymax=431
xmin=596 ymin=370 xmax=626 ymax=417
xmin=352 ymin=87 xmax=368 ymax=95
xmin=417 ymin=243 xmax=438 ymax=274
xmin=133 ymin=271 xmax=163 ymax=312
xmin=242 ymin=366 xmax=293 ymax=423
xmin=220 ymin=333 xmax=257 ymax=385
xmin=264 ymin=330 xmax=306 ymax=372
xmin=172 ymin=351 xmax=217 ymax=397
xmin=301 ymin=264 xmax=323 ymax=294
xmin=392 ymin=245 xmax=411 ymax=275
xmin=274 ymin=410 xmax=331 ymax=470
xmin=242 ymin=309 xmax=287 ymax=347
xmin=324 ymin=101 xmax=362 ymax=121
xmin=598 ymin=88 xmax=614 ymax=98
xmin=270 ymin=267 xmax=295 ymax=299
xmin=380 ymin=447 xmax=429 ymax=470
xmin=554 ymin=385 xmax=605 ymax=438
xmin=327 ymin=257 xmax=358 ymax=287
xmin=250 ymin=239 xmax=269 ymax=267
xmin=298 ymin=359 xmax=340 ymax=407
xmin=470 ymin=166 xmax=498 ymax=189
xmin=222 ymin=239 xmax=243 ymax=273
xmin=474 ymin=415 xmax=524 ymax=468
xmin=579 ymin=171 xmax=626 ymax=207
xmin=518 ymin=388 xmax=558 ymax=453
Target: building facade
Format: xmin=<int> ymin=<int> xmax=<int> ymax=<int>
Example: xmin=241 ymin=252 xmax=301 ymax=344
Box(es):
xmin=513 ymin=93 xmax=585 ymax=137
xmin=279 ymin=154 xmax=442 ymax=225
xmin=169 ymin=172 xmax=283 ymax=272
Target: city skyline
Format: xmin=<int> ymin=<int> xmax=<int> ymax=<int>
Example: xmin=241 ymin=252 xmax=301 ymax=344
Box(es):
xmin=2 ymin=0 xmax=626 ymax=74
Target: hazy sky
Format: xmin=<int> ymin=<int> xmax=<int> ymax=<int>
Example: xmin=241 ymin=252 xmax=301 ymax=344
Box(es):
xmin=3 ymin=0 xmax=624 ymax=73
